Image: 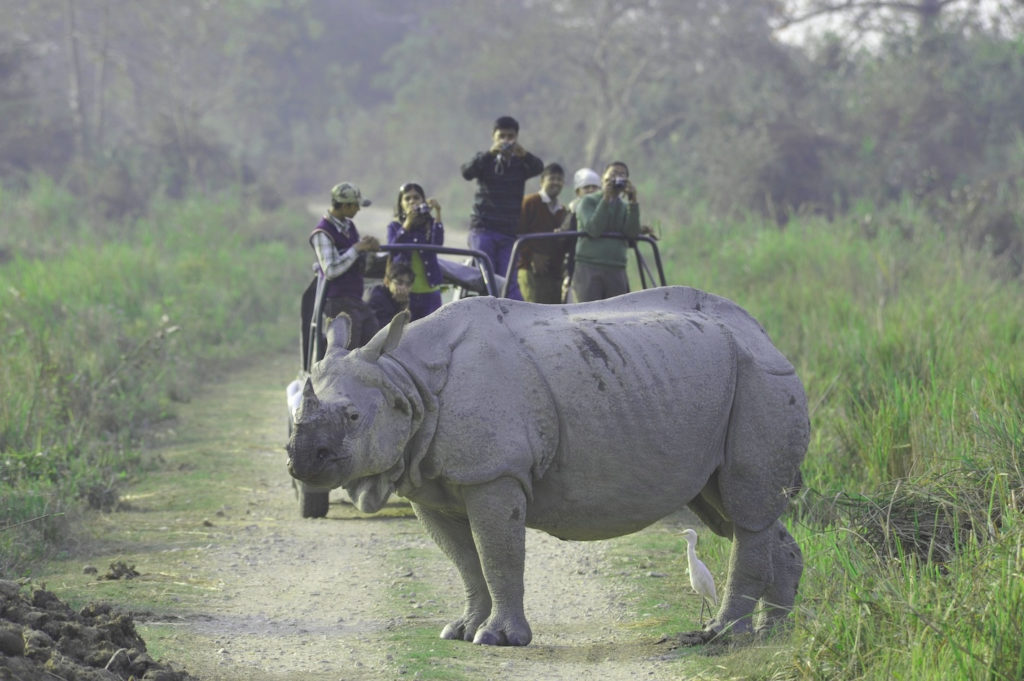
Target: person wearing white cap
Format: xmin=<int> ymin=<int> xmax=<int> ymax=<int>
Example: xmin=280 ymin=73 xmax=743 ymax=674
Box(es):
xmin=553 ymin=168 xmax=603 ymax=301
xmin=573 ymin=168 xmax=602 ymax=201
xmin=308 ymin=182 xmax=381 ymax=353
xmin=560 ymin=168 xmax=602 ymax=232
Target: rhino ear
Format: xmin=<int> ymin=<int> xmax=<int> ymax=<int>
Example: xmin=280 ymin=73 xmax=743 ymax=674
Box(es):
xmin=297 ymin=377 xmax=321 ymax=420
xmin=325 ymin=313 xmax=352 ymax=354
xmin=359 ymin=309 xmax=410 ymax=362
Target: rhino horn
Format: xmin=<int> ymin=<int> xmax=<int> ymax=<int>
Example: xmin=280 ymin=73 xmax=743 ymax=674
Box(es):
xmin=325 ymin=313 xmax=352 ymax=354
xmin=359 ymin=309 xmax=410 ymax=362
xmin=298 ymin=377 xmax=321 ymax=418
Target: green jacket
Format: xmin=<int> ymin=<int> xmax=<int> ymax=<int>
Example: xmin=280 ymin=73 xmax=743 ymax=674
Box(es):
xmin=573 ymin=191 xmax=641 ymax=268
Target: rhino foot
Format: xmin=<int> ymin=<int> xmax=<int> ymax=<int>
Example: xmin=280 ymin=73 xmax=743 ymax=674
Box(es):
xmin=440 ymin=614 xmax=486 ymax=642
xmin=471 ymin=615 xmax=532 ymax=647
xmin=670 ymin=628 xmax=728 ymax=647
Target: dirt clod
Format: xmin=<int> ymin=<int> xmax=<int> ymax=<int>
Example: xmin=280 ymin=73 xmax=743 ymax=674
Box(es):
xmin=99 ymin=560 xmax=141 ymax=580
xmin=84 ymin=483 xmax=121 ymax=512
xmin=661 ymin=629 xmax=732 ymax=649
xmin=0 ymin=580 xmax=195 ymax=680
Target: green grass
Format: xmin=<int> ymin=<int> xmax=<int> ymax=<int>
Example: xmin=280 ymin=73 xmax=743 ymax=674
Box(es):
xmin=0 ymin=180 xmax=311 ymax=573
xmin=3 ymin=176 xmax=1023 ymax=679
xmin=788 ymin=506 xmax=1024 ymax=680
xmin=605 ymin=517 xmax=802 ymax=678
xmin=621 ymin=202 xmax=1023 ymax=679
xmin=379 ymin=543 xmax=475 ymax=680
xmin=385 ymin=626 xmax=475 ymax=681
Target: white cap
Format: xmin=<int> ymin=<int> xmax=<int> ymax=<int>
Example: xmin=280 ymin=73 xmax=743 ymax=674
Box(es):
xmin=573 ymin=168 xmax=601 ymax=191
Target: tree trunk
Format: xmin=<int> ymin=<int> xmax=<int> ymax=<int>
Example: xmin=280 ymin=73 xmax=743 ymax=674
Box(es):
xmin=63 ymin=0 xmax=89 ymax=158
xmin=92 ymin=0 xmax=111 ymax=151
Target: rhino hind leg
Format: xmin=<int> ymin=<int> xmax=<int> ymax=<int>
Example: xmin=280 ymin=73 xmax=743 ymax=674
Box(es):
xmin=687 ymin=479 xmax=734 ymax=540
xmin=705 ymin=519 xmax=803 ymax=636
xmin=412 ymin=503 xmax=492 ymax=641
xmin=708 ymin=523 xmax=776 ymax=635
xmin=754 ymin=521 xmax=802 ymax=633
xmin=704 ymin=362 xmax=807 ymax=637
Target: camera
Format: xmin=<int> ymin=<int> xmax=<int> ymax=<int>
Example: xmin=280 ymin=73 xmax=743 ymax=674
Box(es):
xmin=612 ymin=177 xmax=628 ymax=190
xmin=414 ymin=203 xmax=431 ymax=215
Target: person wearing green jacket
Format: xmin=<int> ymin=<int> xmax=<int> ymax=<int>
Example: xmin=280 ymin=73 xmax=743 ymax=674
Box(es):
xmin=571 ymin=161 xmax=653 ymax=302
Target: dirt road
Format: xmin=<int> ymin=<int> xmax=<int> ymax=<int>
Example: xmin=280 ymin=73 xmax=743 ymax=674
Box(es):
xmin=41 ymin=351 xmax=705 ymax=680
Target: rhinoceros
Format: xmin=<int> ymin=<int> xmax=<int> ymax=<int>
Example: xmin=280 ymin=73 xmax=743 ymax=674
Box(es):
xmin=285 ymin=286 xmax=809 ymax=646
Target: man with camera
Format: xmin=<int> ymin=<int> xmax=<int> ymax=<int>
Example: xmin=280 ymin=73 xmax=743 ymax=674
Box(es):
xmin=571 ymin=161 xmax=653 ymax=303
xmin=461 ymin=115 xmax=544 ymax=300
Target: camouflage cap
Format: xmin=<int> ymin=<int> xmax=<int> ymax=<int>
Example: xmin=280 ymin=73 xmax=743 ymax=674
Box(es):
xmin=330 ymin=182 xmax=372 ymax=207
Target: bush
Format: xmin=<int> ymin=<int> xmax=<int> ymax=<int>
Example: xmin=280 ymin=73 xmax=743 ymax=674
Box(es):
xmin=0 ymin=181 xmax=310 ymax=573
xmin=655 ymin=200 xmax=1023 ymax=680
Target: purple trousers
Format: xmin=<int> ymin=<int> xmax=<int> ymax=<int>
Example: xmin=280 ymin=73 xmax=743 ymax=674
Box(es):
xmin=409 ymin=291 xmax=443 ymax=321
xmin=468 ymin=229 xmax=522 ymax=300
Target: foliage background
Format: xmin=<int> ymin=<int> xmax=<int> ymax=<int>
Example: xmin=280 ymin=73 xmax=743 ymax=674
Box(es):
xmin=0 ymin=0 xmax=1021 ymax=259
xmin=2 ymin=2 xmax=1024 ymax=679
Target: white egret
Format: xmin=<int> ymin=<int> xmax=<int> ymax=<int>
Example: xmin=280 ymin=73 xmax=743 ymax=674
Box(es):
xmin=681 ymin=528 xmax=717 ymax=627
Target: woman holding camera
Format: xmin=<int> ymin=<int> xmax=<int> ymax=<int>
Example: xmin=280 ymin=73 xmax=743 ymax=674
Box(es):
xmin=387 ymin=182 xmax=445 ymax=320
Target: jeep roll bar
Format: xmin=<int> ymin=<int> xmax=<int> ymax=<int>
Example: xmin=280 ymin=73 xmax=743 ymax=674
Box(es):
xmin=300 ymin=244 xmax=499 ymax=372
xmin=502 ymin=232 xmax=666 ymax=300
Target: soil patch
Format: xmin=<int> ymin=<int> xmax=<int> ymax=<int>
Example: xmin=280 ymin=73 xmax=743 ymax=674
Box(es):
xmin=0 ymin=578 xmax=194 ymax=681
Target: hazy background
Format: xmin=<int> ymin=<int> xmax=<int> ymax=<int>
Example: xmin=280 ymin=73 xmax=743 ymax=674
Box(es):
xmin=2 ymin=0 xmax=1024 ymax=260
xmin=4 ymin=8 xmax=1024 ymax=677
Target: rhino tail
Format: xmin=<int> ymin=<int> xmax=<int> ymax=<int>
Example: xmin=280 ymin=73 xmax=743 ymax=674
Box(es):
xmin=785 ymin=469 xmax=803 ymax=499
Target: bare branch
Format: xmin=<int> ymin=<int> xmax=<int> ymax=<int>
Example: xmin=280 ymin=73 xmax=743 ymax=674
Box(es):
xmin=775 ymin=0 xmax=961 ymax=29
xmin=628 ymin=110 xmax=690 ymax=148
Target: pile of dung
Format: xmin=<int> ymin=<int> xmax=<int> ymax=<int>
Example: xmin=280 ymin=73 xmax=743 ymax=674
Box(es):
xmin=0 ymin=579 xmax=194 ymax=681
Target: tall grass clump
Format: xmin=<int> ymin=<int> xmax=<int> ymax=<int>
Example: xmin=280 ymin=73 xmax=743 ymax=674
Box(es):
xmin=0 ymin=180 xmax=311 ymax=573
xmin=656 ymin=199 xmax=1023 ymax=679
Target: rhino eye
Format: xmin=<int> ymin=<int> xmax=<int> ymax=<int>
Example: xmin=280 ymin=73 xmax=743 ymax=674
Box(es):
xmin=348 ymin=412 xmax=360 ymax=422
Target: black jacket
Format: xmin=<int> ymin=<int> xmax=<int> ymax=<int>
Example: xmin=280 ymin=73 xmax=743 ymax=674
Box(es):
xmin=366 ymin=285 xmax=406 ymax=328
xmin=461 ymin=150 xmax=543 ymax=235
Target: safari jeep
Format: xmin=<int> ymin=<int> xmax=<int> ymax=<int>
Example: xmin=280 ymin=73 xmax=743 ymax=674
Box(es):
xmin=285 ymin=234 xmax=664 ymax=518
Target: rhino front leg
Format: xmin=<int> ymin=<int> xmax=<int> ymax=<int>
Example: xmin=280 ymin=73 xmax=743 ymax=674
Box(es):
xmin=412 ymin=503 xmax=492 ymax=642
xmin=461 ymin=477 xmax=531 ymax=646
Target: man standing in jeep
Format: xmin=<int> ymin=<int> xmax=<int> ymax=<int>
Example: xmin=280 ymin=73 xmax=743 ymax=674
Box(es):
xmin=461 ymin=115 xmax=544 ymax=300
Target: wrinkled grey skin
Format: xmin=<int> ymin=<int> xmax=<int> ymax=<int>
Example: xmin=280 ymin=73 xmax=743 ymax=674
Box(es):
xmin=286 ymin=286 xmax=809 ymax=646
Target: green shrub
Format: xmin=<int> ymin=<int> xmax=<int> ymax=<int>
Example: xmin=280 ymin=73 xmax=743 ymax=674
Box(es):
xmin=0 ymin=181 xmax=310 ymax=573
xmin=652 ymin=200 xmax=1022 ymax=680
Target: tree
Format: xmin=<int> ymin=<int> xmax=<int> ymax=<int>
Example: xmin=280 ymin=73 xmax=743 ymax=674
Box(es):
xmin=775 ymin=0 xmax=1024 ymax=44
xmin=0 ymin=21 xmax=79 ymax=182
